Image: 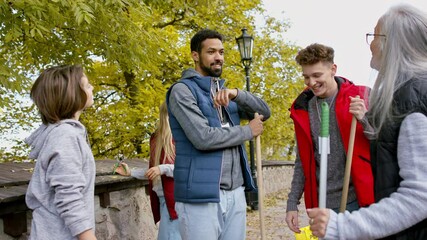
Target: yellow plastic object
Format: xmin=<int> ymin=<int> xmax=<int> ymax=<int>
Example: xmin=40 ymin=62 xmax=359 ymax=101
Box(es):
xmin=294 ymin=225 xmax=318 ymax=240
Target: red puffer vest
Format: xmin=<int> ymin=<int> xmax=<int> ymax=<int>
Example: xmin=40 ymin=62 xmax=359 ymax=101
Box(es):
xmin=290 ymin=76 xmax=374 ymax=209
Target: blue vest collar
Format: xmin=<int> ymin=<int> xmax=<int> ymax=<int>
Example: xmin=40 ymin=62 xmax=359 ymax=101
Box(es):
xmin=186 ymin=75 xmax=225 ymax=93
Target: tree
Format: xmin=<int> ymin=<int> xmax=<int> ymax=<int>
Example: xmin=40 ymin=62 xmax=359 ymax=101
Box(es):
xmin=0 ymin=0 xmax=302 ymax=161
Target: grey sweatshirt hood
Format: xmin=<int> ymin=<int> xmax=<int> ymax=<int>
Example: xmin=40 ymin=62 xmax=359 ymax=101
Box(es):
xmin=181 ymin=68 xmax=203 ymax=79
xmin=25 ymin=118 xmax=95 ymax=239
xmin=26 ymin=119 xmax=86 ymax=160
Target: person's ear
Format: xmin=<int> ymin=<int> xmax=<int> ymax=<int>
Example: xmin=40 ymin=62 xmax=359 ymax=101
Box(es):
xmin=191 ymin=51 xmax=199 ymax=62
xmin=331 ymin=63 xmax=337 ymax=76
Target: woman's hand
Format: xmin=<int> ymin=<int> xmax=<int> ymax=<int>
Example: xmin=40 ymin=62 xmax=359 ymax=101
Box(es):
xmin=144 ymin=166 xmax=161 ymax=180
xmin=306 ymin=208 xmax=330 ymax=238
xmin=113 ymin=162 xmax=131 ymax=176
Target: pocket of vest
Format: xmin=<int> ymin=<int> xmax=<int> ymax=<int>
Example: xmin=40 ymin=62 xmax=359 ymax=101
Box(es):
xmin=359 ymin=155 xmax=370 ymax=163
xmin=187 ymin=158 xmax=194 ymax=190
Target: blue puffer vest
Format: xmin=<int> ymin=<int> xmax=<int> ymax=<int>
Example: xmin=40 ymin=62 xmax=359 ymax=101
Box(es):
xmin=166 ymin=76 xmax=255 ymax=203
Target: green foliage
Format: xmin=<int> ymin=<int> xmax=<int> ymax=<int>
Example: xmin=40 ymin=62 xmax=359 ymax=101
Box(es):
xmin=1 ymin=0 xmax=303 ymax=161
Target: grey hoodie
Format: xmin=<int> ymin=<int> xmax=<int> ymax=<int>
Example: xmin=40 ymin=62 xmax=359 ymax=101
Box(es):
xmin=25 ymin=119 xmax=95 ymax=240
xmin=169 ymin=68 xmax=271 ymax=191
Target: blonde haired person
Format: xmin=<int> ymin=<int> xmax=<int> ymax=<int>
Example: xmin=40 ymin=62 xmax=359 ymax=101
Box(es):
xmin=308 ymin=4 xmax=427 ymax=239
xmin=115 ymin=102 xmax=180 ymax=240
xmin=25 ymin=65 xmax=97 ymax=240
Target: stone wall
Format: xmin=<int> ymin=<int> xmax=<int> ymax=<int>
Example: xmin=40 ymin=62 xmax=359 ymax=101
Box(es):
xmin=94 ymin=188 xmax=157 ymax=240
xmin=262 ymin=161 xmax=294 ymax=196
xmin=0 ymin=160 xmax=294 ymax=240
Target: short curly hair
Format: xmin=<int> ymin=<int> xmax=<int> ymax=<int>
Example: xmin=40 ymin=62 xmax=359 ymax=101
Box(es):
xmin=295 ymin=43 xmax=334 ymax=65
xmin=190 ymin=29 xmax=223 ymax=53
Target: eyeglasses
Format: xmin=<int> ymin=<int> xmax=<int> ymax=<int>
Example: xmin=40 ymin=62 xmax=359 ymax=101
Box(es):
xmin=366 ymin=33 xmax=386 ymax=45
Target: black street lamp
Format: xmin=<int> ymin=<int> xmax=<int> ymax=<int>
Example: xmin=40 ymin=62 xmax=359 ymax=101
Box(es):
xmin=236 ymin=28 xmax=258 ymax=210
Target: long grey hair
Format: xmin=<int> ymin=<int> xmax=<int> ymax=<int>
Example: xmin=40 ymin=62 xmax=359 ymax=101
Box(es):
xmin=368 ymin=4 xmax=427 ymax=135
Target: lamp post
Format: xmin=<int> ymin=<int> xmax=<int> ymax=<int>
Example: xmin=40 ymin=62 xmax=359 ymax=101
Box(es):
xmin=236 ymin=28 xmax=258 ymax=210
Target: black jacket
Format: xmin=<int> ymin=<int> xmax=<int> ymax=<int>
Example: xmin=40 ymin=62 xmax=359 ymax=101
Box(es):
xmin=371 ymin=78 xmax=427 ymax=240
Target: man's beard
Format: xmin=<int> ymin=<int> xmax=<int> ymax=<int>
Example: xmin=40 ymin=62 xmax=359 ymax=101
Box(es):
xmin=200 ymin=61 xmax=222 ymax=77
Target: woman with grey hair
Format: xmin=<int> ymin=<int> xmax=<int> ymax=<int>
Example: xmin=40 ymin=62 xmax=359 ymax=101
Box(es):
xmin=307 ymin=4 xmax=427 ymax=239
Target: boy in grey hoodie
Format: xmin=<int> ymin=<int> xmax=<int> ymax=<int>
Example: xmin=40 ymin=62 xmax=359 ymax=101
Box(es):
xmin=25 ymin=65 xmax=97 ymax=240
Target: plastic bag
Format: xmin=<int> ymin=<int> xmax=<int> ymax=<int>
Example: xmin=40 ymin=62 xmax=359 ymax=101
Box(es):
xmin=294 ymin=225 xmax=318 ymax=240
